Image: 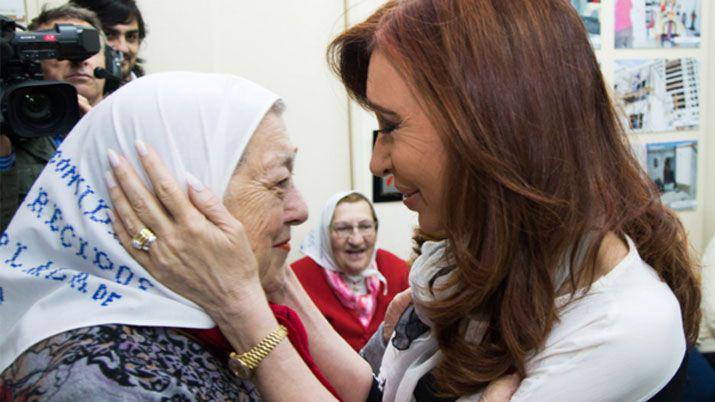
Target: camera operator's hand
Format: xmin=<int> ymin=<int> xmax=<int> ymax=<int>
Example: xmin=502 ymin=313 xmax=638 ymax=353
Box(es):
xmin=0 ymin=135 xmax=12 ymax=157
xmin=78 ymin=95 xmax=93 ymax=116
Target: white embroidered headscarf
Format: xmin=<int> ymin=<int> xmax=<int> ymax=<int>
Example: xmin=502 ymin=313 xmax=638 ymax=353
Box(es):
xmin=0 ymin=72 xmax=280 ymax=373
xmin=300 ymin=190 xmax=386 ymax=284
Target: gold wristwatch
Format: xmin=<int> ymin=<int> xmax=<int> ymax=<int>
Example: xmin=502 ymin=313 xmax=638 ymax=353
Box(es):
xmin=228 ymin=324 xmax=288 ymax=379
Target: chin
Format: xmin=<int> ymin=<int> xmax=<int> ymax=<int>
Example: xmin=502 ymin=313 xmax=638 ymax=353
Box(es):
xmin=418 ymin=214 xmax=444 ymax=236
xmin=344 ymin=263 xmax=369 ymax=276
xmin=261 ymin=265 xmax=287 ymax=295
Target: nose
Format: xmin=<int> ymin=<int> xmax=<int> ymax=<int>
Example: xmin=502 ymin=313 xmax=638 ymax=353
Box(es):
xmin=370 ymin=133 xmax=392 ymax=177
xmin=111 ymin=36 xmax=129 ymax=54
xmin=284 ymin=185 xmax=308 ymax=226
xmin=346 ymin=229 xmax=365 ymax=245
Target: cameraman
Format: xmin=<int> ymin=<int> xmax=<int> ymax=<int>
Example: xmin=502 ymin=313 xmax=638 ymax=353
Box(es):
xmin=0 ymin=4 xmax=107 ymax=232
xmin=71 ymin=0 xmax=147 ymax=83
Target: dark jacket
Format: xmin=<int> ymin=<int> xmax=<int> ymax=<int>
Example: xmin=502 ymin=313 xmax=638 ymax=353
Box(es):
xmin=0 ymin=136 xmax=57 ymax=232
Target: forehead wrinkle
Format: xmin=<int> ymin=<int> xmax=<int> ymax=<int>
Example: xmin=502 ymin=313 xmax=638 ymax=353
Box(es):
xmin=261 ymin=150 xmax=294 ymax=172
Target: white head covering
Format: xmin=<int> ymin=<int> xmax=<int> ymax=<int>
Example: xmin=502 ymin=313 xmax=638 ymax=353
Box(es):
xmin=299 ymin=190 xmax=385 ymax=284
xmin=0 ymin=72 xmax=280 ymax=373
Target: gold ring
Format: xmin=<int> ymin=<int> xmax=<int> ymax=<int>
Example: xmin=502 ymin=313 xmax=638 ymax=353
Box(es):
xmin=131 ymin=227 xmax=157 ymax=251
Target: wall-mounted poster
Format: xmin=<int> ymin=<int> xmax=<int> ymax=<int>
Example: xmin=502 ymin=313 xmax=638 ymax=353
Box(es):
xmin=570 ymin=0 xmax=601 ymax=48
xmin=614 ymin=58 xmax=700 ymax=133
xmin=615 ymin=0 xmax=701 ymax=48
xmin=645 ymin=140 xmax=697 ymax=211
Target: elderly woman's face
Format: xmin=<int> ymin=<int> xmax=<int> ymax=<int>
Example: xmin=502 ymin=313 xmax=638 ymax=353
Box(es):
xmin=329 ymin=200 xmax=377 ymax=276
xmin=223 ymin=113 xmax=308 ymax=293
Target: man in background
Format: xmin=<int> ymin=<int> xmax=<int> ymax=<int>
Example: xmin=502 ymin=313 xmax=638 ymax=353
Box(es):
xmin=71 ymin=0 xmax=147 ymax=82
xmin=0 ymin=4 xmax=107 ymax=232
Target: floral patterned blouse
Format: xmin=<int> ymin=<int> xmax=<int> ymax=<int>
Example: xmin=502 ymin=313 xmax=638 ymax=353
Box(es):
xmin=0 ymin=324 xmax=261 ymax=401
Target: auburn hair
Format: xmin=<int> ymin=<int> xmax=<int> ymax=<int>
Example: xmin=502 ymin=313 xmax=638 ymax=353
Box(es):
xmin=328 ymin=0 xmax=701 ymax=397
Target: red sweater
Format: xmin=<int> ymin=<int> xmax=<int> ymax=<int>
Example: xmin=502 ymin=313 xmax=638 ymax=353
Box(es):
xmin=291 ymin=249 xmax=410 ymax=351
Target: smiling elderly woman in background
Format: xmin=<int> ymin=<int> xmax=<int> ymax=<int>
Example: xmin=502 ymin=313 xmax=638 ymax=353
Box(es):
xmin=292 ymin=191 xmax=409 ymax=350
xmin=0 ymin=72 xmax=348 ymax=400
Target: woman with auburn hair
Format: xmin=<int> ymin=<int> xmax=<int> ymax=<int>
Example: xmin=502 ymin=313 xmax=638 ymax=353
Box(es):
xmin=103 ymin=0 xmax=699 ymax=401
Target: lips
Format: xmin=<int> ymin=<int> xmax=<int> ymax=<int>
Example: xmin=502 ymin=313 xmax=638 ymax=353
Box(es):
xmin=395 ymin=184 xmax=422 ymax=210
xmin=344 ymin=249 xmax=367 ymax=261
xmin=273 ymin=239 xmax=291 ymax=252
xmin=395 ymin=184 xmax=419 ymax=197
xmin=66 ymin=73 xmax=93 ymax=81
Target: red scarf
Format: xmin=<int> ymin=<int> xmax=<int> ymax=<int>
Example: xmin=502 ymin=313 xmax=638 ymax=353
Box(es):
xmin=183 ymin=303 xmax=340 ymax=400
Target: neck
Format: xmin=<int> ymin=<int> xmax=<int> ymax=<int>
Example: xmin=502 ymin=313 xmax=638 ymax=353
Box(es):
xmin=89 ymin=94 xmax=103 ymax=106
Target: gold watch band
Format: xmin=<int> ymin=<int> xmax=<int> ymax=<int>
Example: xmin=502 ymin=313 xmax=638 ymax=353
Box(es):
xmin=229 ymin=324 xmax=288 ymax=372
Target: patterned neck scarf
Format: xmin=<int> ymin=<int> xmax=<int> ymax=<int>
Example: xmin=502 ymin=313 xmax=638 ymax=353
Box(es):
xmin=323 ymin=266 xmax=382 ymax=328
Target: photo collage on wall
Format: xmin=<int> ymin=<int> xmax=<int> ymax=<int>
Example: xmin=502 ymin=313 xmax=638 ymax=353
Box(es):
xmin=606 ymin=0 xmax=701 ymax=212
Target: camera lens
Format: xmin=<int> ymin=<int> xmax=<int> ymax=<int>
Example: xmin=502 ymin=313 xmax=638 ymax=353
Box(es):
xmin=4 ymin=81 xmax=79 ymax=138
xmin=19 ymin=93 xmax=54 ymax=123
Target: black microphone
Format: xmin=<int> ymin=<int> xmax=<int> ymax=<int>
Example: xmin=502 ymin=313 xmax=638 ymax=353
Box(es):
xmin=93 ymin=67 xmax=108 ymax=79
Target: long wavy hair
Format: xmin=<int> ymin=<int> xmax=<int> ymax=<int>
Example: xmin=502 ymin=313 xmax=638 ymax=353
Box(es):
xmin=328 ymin=0 xmax=701 ymax=397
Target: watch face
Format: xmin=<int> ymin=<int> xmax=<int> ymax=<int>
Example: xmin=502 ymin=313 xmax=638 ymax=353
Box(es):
xmin=228 ymin=357 xmax=252 ymax=379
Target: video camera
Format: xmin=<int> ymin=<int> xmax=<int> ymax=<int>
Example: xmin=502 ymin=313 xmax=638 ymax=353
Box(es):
xmin=0 ymin=15 xmax=100 ymax=138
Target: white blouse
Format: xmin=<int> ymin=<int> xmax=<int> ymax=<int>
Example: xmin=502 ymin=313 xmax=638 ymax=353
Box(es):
xmin=509 ymin=237 xmax=685 ymax=401
xmin=378 ymin=237 xmax=685 ymax=402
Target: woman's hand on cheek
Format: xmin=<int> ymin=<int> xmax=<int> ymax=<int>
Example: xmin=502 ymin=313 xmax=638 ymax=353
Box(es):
xmin=105 ymin=141 xmax=264 ymax=320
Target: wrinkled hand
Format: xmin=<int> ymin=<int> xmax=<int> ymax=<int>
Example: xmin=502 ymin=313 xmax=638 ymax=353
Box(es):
xmin=479 ymin=373 xmax=521 ymax=402
xmin=383 ymin=289 xmax=412 ymax=343
xmin=105 ymin=140 xmax=264 ymax=319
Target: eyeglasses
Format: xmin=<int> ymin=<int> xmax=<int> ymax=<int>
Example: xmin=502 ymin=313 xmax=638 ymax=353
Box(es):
xmin=331 ymin=222 xmax=376 ymax=239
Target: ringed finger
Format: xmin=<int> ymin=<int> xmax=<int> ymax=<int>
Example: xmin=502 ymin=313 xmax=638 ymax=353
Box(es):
xmin=105 ymin=170 xmax=157 ymax=241
xmin=107 ymin=148 xmax=172 ymax=235
xmin=109 ymin=208 xmax=152 ymax=268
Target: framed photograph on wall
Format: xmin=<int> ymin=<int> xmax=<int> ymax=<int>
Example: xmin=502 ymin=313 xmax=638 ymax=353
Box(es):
xmin=614 ymin=58 xmax=700 ymax=133
xmin=645 ymin=140 xmax=698 ymax=211
xmin=615 ymin=0 xmax=701 ymax=49
xmin=371 ymin=130 xmax=402 ymax=203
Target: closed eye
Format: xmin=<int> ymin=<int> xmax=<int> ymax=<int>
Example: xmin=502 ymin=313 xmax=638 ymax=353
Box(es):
xmin=375 ymin=113 xmax=402 ymax=136
xmin=276 ymin=174 xmax=293 ymax=190
xmin=375 ymin=124 xmax=399 ymax=135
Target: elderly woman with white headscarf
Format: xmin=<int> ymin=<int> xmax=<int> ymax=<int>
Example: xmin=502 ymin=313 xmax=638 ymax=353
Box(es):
xmin=0 ymin=72 xmax=354 ymax=400
xmin=292 ymin=191 xmax=409 ymax=351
